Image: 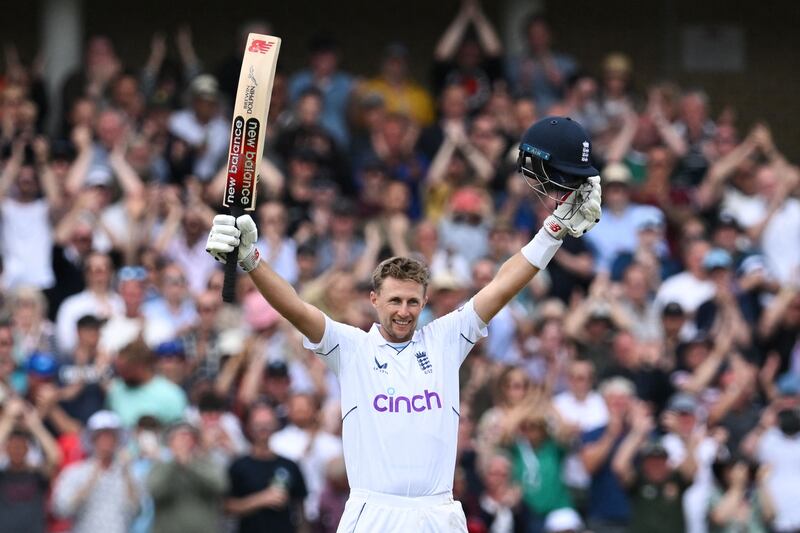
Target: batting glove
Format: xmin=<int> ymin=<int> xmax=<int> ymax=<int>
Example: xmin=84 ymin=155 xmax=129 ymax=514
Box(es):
xmin=543 ymin=175 xmax=602 ymax=239
xmin=205 ymin=214 xmax=261 ymax=272
xmin=522 ymin=176 xmax=602 ymax=270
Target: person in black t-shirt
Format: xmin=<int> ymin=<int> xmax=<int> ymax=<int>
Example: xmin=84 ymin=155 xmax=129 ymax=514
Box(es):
xmin=0 ymin=397 xmax=62 ymax=533
xmin=226 ymin=402 xmax=307 ymax=533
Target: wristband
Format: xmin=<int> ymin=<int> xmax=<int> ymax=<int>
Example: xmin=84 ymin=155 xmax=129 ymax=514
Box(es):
xmin=521 ymin=227 xmax=563 ymax=270
xmin=239 ymin=247 xmax=261 ymax=273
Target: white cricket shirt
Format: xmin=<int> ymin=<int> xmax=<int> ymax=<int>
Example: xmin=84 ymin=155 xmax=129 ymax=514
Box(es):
xmin=303 ymin=298 xmax=487 ymax=497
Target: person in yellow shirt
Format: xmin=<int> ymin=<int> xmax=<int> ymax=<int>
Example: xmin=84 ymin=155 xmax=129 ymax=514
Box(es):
xmin=360 ymin=43 xmax=435 ymax=127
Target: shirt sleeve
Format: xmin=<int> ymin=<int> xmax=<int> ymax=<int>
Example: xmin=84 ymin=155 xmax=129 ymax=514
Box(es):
xmin=302 ymin=314 xmax=364 ymax=377
xmin=424 ymin=298 xmax=489 ymax=366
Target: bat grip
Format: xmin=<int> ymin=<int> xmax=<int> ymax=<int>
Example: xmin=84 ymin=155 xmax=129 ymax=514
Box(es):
xmin=221 ymin=206 xmax=244 ymax=303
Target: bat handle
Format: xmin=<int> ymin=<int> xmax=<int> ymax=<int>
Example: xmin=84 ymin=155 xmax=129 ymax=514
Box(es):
xmin=221 ymin=207 xmax=244 ymax=303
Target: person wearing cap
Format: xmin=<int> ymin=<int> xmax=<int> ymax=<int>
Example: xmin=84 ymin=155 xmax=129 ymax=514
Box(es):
xmin=52 ymin=410 xmax=139 ymax=533
xmin=100 ymin=266 xmax=172 ymax=354
xmin=610 ymin=210 xmax=680 ymax=283
xmin=288 ymin=34 xmax=355 ymax=146
xmin=147 ymin=421 xmax=228 ymax=533
xmin=661 ymin=392 xmax=723 ymax=533
xmin=585 ymin=162 xmax=666 ymax=273
xmin=0 ymin=396 xmax=62 ymax=533
xmin=167 ymin=74 xmax=229 ymax=181
xmin=206 ymin=115 xmax=601 ymax=532
xmin=611 ymin=401 xmax=696 ymax=533
xmin=600 ymin=53 xmax=633 ymax=122
xmin=359 ymin=41 xmax=435 ymax=126
xmin=693 ymin=247 xmax=752 ymax=347
xmin=544 ymin=507 xmax=585 ymax=533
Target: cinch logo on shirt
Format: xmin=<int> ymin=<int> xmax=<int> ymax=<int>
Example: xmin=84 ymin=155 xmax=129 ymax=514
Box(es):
xmin=372 ymin=388 xmax=442 ymax=413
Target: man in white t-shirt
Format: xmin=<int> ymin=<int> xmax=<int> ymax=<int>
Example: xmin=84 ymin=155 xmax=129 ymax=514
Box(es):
xmin=206 ymin=116 xmax=603 ymax=531
xmin=0 ymin=143 xmax=62 ymax=290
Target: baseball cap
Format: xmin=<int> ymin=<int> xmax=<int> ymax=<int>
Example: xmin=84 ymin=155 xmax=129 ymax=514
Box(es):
xmin=266 ymin=360 xmax=289 ymax=378
xmin=662 ymin=302 xmax=685 ymax=317
xmin=703 ymin=248 xmax=733 ymax=271
xmin=190 ymin=74 xmax=220 ymax=100
xmin=154 ymin=339 xmax=186 ymax=359
xmin=601 ymin=162 xmax=632 ymax=185
xmin=603 ymin=53 xmax=632 ymax=76
xmin=519 ymin=116 xmax=598 ymax=178
xmin=85 ymin=167 xmax=113 ymax=187
xmin=243 ymin=292 xmax=281 ymax=331
xmin=119 ymin=265 xmax=148 ymax=282
xmin=25 ymin=352 xmax=59 ymax=377
xmin=636 ymin=210 xmax=664 ymax=231
xmin=430 ymin=271 xmax=466 ymax=292
xmin=667 ymin=392 xmax=699 ymax=413
xmin=544 ymin=508 xmax=584 ymax=532
xmin=777 ymin=373 xmax=800 ymax=397
xmin=640 ymin=440 xmax=669 ymax=458
xmin=87 ymin=410 xmax=122 ymax=433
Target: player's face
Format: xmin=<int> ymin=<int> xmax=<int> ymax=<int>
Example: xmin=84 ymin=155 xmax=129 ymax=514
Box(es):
xmin=370 ymin=277 xmax=427 ymax=343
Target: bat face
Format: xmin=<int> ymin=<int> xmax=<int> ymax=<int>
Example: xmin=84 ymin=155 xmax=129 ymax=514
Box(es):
xmin=222 ymin=34 xmax=281 ymax=213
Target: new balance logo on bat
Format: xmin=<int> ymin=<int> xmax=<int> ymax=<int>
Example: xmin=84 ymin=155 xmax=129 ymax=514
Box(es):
xmin=248 ymin=40 xmax=274 ymax=54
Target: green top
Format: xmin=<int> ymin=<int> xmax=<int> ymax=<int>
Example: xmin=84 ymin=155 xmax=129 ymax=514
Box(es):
xmin=108 ymin=375 xmax=187 ymax=427
xmin=628 ymin=471 xmax=689 ymax=533
xmin=509 ymin=437 xmax=572 ymax=515
xmin=707 ymin=486 xmax=768 ymax=533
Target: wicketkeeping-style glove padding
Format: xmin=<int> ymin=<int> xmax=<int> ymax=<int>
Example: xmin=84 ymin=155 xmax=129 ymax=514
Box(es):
xmin=542 ymin=176 xmax=602 ymax=239
xmin=205 ymin=214 xmax=260 ymax=272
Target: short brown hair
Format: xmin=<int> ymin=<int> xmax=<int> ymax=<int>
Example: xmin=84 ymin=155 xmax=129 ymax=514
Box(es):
xmin=118 ymin=338 xmax=156 ymax=367
xmin=371 ymin=256 xmax=430 ymax=293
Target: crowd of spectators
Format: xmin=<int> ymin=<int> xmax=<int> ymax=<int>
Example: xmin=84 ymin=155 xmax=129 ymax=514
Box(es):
xmin=1 ymin=1 xmax=800 ymax=532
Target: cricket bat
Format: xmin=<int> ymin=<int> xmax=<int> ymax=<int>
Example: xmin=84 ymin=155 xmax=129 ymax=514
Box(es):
xmin=221 ymin=33 xmax=281 ymax=303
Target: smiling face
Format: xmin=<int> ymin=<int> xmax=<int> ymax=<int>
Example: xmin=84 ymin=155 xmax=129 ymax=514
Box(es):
xmin=370 ymin=277 xmax=427 ymax=343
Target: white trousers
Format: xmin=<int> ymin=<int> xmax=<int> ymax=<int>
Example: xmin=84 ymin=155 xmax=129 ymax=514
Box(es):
xmin=336 ymin=489 xmax=468 ymax=533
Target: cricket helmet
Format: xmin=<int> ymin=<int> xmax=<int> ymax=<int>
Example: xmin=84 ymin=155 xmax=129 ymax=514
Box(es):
xmin=516 ymin=117 xmax=598 ymax=215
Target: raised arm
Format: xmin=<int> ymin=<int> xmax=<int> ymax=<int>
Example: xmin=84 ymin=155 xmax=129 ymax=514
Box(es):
xmin=469 ymin=0 xmax=503 ymax=56
xmin=434 ymin=1 xmax=472 ymax=61
xmin=0 ymin=139 xmax=24 ymax=200
xmin=474 ymin=176 xmax=602 ymax=323
xmin=206 ymin=214 xmax=326 ymax=342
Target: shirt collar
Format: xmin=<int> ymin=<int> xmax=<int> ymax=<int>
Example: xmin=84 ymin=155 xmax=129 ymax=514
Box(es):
xmin=368 ymin=323 xmax=421 ymax=346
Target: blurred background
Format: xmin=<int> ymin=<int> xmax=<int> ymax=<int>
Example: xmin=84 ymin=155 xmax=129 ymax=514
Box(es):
xmin=1 ymin=1 xmax=800 ymax=533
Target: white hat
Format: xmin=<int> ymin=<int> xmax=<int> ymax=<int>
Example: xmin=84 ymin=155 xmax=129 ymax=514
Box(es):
xmin=544 ymin=508 xmax=583 ymax=532
xmin=87 ymin=410 xmax=122 ymax=433
xmin=85 ymin=166 xmax=113 ymax=187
